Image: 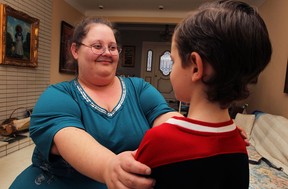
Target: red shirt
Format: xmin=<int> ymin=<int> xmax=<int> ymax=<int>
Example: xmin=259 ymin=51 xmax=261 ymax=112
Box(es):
xmin=135 ymin=116 xmax=247 ymax=168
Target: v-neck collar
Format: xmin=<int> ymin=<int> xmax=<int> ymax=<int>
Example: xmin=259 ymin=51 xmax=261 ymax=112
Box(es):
xmin=74 ymin=77 xmax=126 ymax=117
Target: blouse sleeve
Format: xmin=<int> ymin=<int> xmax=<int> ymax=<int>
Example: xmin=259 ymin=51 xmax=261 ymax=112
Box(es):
xmin=131 ymin=78 xmax=175 ymax=126
xmin=29 ymin=84 xmax=83 ymax=161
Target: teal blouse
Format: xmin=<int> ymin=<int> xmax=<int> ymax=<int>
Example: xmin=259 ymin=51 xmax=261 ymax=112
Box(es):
xmin=10 ymin=77 xmax=174 ymax=189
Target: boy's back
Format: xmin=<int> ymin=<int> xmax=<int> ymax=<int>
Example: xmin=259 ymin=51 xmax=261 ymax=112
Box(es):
xmin=152 ymin=154 xmax=248 ymax=189
xmin=136 ymin=116 xmax=249 ymax=189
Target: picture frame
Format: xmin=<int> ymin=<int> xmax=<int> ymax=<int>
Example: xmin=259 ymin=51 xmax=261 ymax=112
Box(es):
xmin=0 ymin=4 xmax=39 ymax=67
xmin=59 ymin=21 xmax=76 ymax=74
xmin=121 ymin=45 xmax=135 ymax=67
xmin=284 ymin=61 xmax=288 ymax=94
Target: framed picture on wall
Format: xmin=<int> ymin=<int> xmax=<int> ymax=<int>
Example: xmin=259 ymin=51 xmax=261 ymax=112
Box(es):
xmin=59 ymin=21 xmax=76 ymax=74
xmin=121 ymin=45 xmax=135 ymax=67
xmin=284 ymin=61 xmax=288 ymax=94
xmin=0 ymin=4 xmax=39 ymax=67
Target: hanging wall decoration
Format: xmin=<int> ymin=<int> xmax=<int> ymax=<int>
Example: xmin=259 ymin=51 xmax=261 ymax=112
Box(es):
xmin=59 ymin=21 xmax=75 ymax=74
xmin=284 ymin=60 xmax=288 ymax=94
xmin=121 ymin=46 xmax=135 ymax=67
xmin=0 ymin=4 xmax=39 ymax=67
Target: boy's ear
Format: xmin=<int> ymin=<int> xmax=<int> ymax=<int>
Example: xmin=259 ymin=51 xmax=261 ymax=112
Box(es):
xmin=189 ymin=52 xmax=203 ymax=81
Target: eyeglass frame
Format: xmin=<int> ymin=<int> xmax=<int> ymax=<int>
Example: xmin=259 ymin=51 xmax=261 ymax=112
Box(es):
xmin=77 ymin=42 xmax=122 ymax=56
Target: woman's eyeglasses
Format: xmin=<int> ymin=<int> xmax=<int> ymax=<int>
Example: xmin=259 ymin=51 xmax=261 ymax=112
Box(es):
xmin=78 ymin=42 xmax=122 ymax=56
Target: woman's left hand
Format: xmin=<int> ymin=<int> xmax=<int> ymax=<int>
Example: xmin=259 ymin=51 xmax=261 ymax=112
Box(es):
xmin=237 ymin=126 xmax=250 ymax=146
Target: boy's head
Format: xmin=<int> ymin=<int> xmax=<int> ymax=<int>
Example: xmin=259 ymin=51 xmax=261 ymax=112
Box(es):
xmin=171 ymin=0 xmax=272 ymax=108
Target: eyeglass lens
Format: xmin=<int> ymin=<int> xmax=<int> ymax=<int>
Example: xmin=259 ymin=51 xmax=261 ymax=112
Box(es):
xmin=92 ymin=46 xmax=122 ymax=55
xmin=79 ymin=42 xmax=122 ymax=56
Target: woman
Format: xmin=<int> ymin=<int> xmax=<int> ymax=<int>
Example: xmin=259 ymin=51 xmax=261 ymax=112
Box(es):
xmin=10 ymin=17 xmax=248 ymax=189
xmin=10 ymin=17 xmax=178 ymax=189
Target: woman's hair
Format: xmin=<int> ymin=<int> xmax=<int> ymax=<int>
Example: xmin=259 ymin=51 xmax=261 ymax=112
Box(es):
xmin=173 ymin=0 xmax=272 ymax=108
xmin=71 ymin=17 xmax=119 ymax=45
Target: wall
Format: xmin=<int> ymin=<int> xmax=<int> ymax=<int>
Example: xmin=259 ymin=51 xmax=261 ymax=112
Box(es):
xmin=50 ymin=1 xmax=181 ymax=82
xmin=2 ymin=0 xmax=285 ymax=121
xmin=50 ymin=0 xmax=83 ymax=84
xmin=50 ymin=0 xmax=183 ymax=82
xmin=0 ymin=0 xmax=52 ymax=121
xmin=51 ymin=0 xmax=288 ymax=118
xmin=111 ymin=1 xmax=288 ymax=118
xmin=245 ymin=0 xmax=288 ymax=118
xmin=116 ymin=24 xmax=175 ymax=77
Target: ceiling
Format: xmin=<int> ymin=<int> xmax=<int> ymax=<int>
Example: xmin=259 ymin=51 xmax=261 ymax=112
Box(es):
xmin=64 ymin=0 xmax=266 ymax=18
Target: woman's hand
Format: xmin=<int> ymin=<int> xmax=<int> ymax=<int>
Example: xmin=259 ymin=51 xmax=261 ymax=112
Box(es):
xmin=237 ymin=126 xmax=250 ymax=146
xmin=105 ymin=150 xmax=155 ymax=189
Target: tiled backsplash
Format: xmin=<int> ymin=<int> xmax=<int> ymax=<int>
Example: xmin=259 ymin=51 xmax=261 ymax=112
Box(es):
xmin=0 ymin=132 xmax=34 ymax=158
xmin=0 ymin=0 xmax=51 ymax=123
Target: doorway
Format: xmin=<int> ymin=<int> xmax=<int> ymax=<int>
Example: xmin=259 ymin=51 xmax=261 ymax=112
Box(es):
xmin=140 ymin=42 xmax=175 ymax=101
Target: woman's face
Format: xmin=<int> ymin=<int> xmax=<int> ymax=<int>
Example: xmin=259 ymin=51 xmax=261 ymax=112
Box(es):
xmin=74 ymin=23 xmax=120 ymax=84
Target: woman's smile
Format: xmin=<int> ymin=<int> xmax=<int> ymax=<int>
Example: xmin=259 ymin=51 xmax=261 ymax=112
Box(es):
xmin=96 ymin=58 xmax=113 ymax=64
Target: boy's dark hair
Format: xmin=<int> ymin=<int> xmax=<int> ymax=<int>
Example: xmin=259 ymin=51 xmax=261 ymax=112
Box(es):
xmin=174 ymin=0 xmax=272 ymax=108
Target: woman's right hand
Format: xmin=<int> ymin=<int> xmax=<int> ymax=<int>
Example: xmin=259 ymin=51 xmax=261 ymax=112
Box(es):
xmin=54 ymin=127 xmax=154 ymax=188
xmin=104 ymin=150 xmax=155 ymax=189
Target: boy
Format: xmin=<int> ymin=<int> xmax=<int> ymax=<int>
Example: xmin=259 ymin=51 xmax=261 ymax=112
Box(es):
xmin=135 ymin=1 xmax=272 ymax=188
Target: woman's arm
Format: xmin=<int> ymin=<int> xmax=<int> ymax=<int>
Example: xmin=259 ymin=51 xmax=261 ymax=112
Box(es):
xmin=152 ymin=111 xmax=183 ymax=127
xmin=53 ymin=127 xmax=155 ymax=189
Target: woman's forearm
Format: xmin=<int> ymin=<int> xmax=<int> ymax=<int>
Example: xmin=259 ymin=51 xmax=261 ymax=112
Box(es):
xmin=53 ymin=127 xmax=115 ymax=183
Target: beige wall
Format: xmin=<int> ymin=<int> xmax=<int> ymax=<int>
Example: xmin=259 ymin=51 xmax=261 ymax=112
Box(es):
xmin=51 ymin=0 xmax=288 ymax=118
xmin=245 ymin=0 xmax=288 ymax=117
xmin=50 ymin=1 xmax=182 ymax=84
xmin=50 ymin=0 xmax=83 ymax=84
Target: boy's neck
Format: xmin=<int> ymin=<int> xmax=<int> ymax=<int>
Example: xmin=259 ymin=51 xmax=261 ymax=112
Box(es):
xmin=186 ymin=100 xmax=230 ymax=123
